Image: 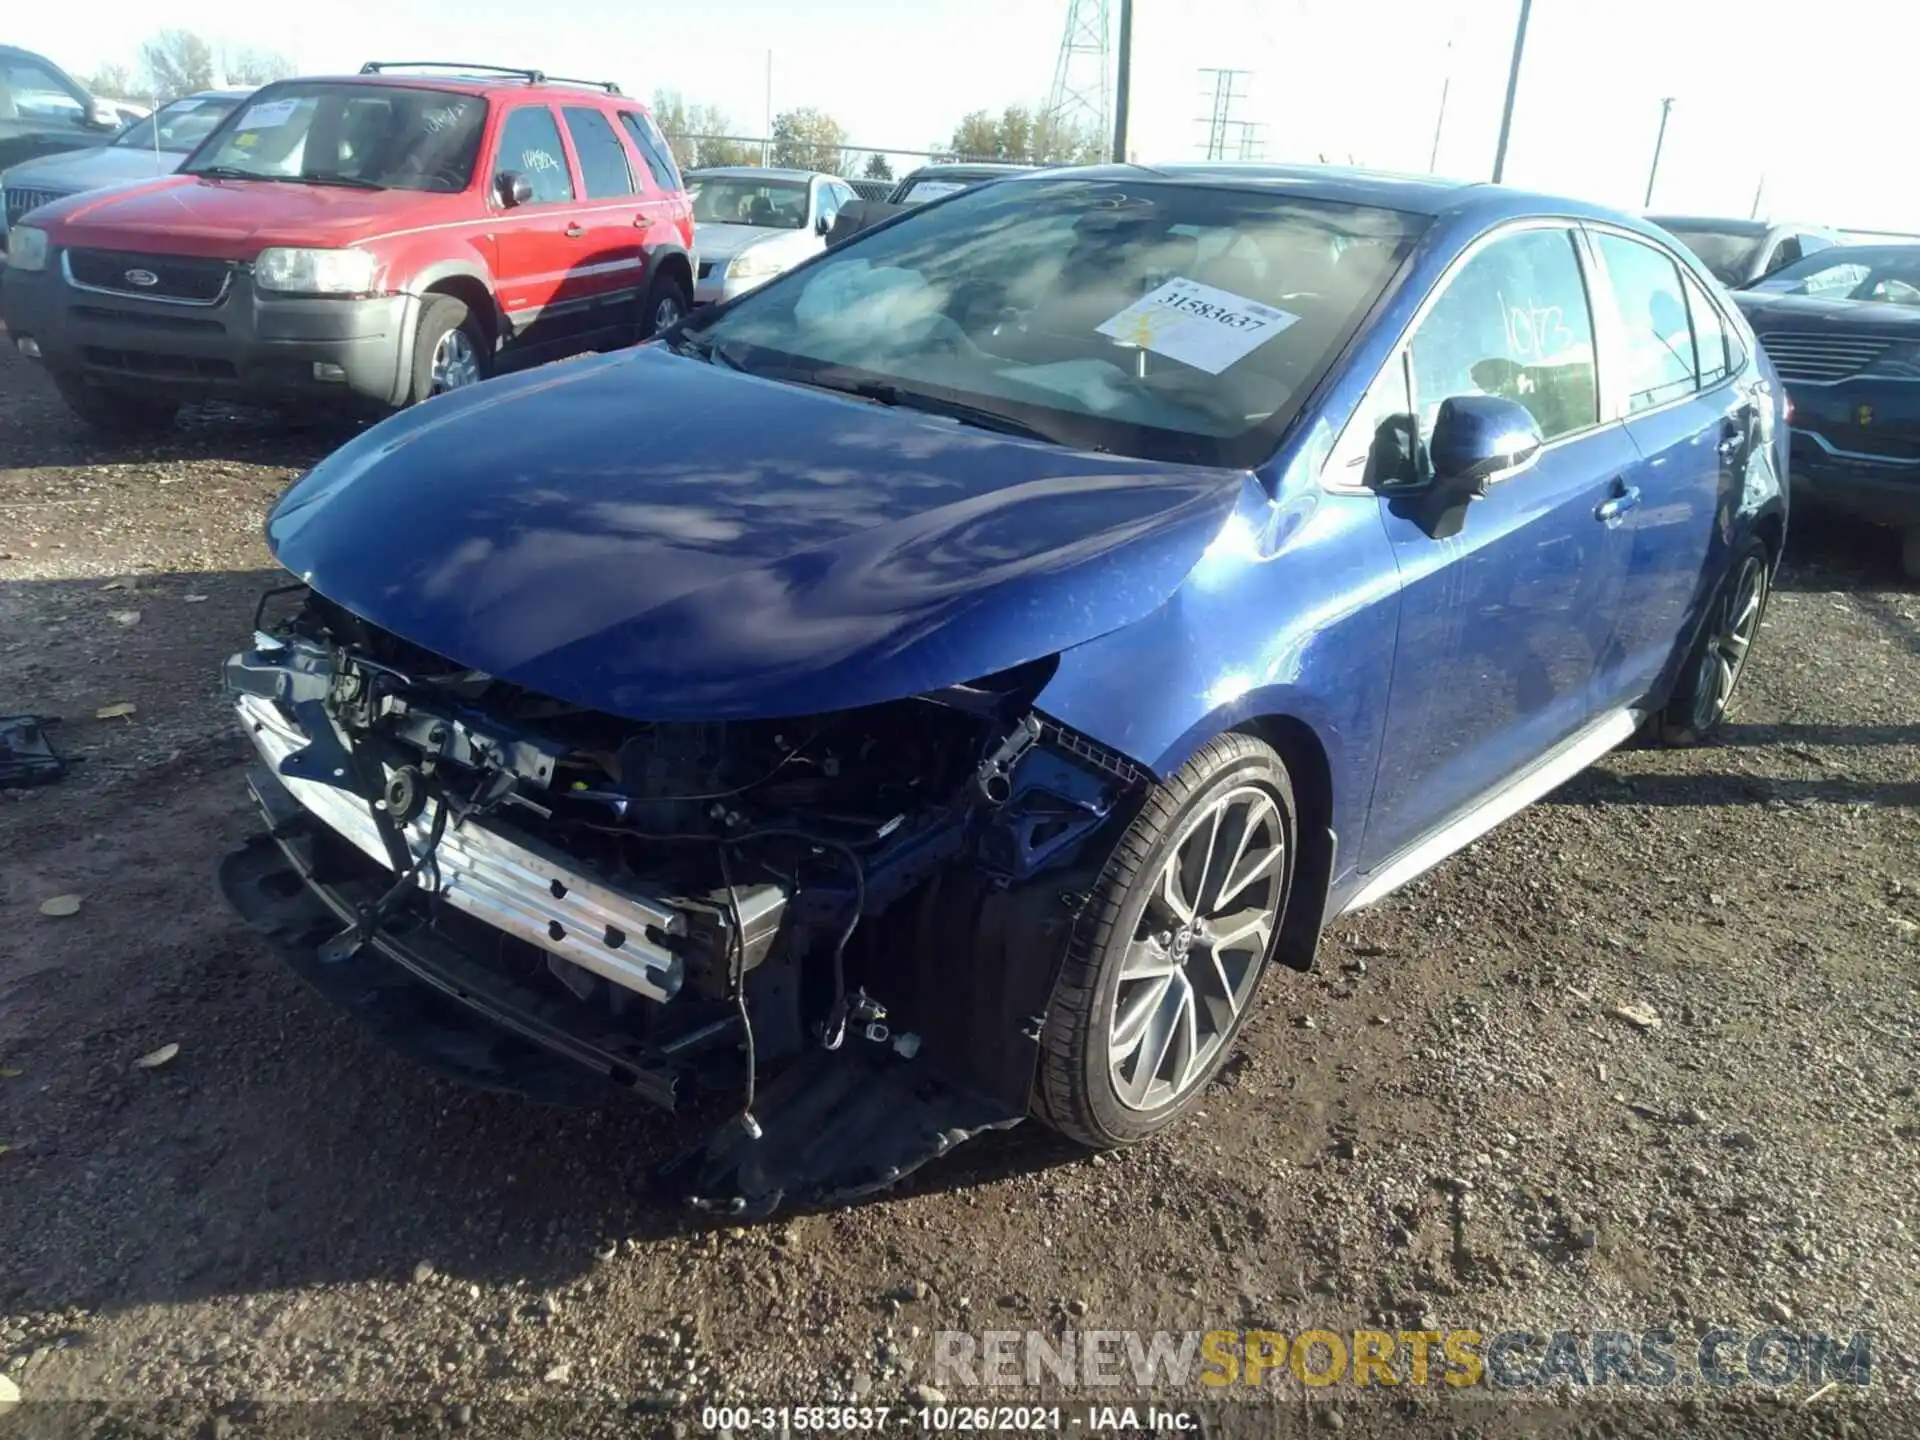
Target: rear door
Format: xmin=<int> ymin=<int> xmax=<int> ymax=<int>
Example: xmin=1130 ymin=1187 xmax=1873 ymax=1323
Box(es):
xmin=1357 ymin=223 xmax=1640 ymax=869
xmin=617 ymin=108 xmax=694 ymax=270
xmin=558 ymin=104 xmax=649 ymax=333
xmin=1582 ymin=229 xmax=1728 ymax=710
xmin=487 ymin=103 xmax=585 ymax=347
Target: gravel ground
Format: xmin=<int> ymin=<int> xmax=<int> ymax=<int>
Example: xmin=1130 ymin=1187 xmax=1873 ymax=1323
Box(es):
xmin=2 ymin=335 xmax=1917 ymax=1439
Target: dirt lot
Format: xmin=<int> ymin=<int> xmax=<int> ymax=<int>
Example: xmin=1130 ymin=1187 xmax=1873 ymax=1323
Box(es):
xmin=2 ymin=334 xmax=1917 ymax=1438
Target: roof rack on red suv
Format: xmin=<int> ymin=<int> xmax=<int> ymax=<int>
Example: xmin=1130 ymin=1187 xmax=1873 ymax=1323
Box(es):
xmin=0 ymin=64 xmax=695 ymax=434
xmin=357 ymin=61 xmax=623 ymax=94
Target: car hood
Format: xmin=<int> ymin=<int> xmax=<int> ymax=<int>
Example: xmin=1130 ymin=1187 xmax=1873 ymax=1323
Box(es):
xmin=267 ymin=346 xmax=1249 ymax=721
xmin=1734 ymin=291 xmax=1920 ymax=336
xmin=695 ymin=221 xmax=804 ymax=263
xmin=32 ymin=174 xmax=467 ymax=259
xmin=2 ymin=144 xmax=179 ymax=195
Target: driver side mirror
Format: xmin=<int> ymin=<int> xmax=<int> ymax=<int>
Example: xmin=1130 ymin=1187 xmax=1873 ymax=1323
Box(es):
xmin=494 ymin=171 xmax=534 ymax=208
xmin=1428 ymin=394 xmax=1543 ymax=497
xmin=84 ymin=99 xmax=121 ymax=131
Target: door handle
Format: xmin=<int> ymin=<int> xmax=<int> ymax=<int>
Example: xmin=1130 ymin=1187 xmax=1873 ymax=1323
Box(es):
xmin=563 ymin=222 xmax=585 ymax=239
xmin=1595 ymin=482 xmax=1641 ymax=524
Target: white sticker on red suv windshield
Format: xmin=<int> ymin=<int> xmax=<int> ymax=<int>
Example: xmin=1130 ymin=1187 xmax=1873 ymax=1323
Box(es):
xmin=237 ymin=98 xmax=299 ymax=130
xmin=1096 ymin=278 xmax=1299 ymax=374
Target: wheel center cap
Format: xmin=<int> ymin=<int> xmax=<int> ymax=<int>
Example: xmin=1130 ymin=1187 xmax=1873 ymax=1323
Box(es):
xmin=1173 ymin=922 xmax=1198 ymax=954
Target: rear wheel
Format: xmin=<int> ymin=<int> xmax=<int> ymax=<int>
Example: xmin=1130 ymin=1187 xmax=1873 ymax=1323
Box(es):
xmin=1648 ymin=537 xmax=1770 ymax=746
xmin=407 ymin=294 xmax=490 ymax=404
xmin=1033 ymin=732 xmax=1295 ymax=1147
xmin=51 ymin=373 xmax=178 ymax=437
xmin=638 ymin=270 xmax=690 ymax=341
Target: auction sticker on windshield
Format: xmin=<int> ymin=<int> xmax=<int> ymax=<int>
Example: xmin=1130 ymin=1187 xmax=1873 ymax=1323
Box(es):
xmin=237 ymin=98 xmax=300 ymax=130
xmin=1097 ymin=278 xmax=1299 ymax=375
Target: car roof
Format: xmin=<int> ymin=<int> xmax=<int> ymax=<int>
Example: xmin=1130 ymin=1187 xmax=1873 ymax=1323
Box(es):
xmin=903 ymin=162 xmax=1033 ymax=180
xmin=687 ymin=166 xmax=825 ymax=182
xmin=1649 ymin=215 xmax=1770 ymax=235
xmin=179 ymin=90 xmax=254 ymax=102
xmin=1003 ymin=161 xmax=1669 ymax=230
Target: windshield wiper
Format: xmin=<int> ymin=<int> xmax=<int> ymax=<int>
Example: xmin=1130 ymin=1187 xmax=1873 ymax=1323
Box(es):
xmin=809 ymin=378 xmax=1063 ymax=445
xmin=299 ymin=174 xmax=387 ymax=190
xmin=189 ymin=165 xmax=286 ymax=182
xmin=668 ymin=331 xmax=746 ymax=371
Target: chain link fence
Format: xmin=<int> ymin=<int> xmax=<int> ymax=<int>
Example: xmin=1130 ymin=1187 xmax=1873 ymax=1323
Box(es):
xmin=663 ymin=134 xmax=1016 ymax=197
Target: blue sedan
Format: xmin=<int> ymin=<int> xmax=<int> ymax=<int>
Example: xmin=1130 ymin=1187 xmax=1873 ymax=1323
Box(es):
xmin=219 ymin=165 xmax=1785 ymax=1212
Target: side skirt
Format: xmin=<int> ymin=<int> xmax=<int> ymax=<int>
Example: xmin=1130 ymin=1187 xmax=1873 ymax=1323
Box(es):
xmin=1338 ymin=705 xmax=1642 ymax=915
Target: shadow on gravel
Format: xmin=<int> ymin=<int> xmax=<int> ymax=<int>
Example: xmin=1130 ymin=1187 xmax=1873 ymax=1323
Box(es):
xmin=1773 ymin=508 xmax=1909 ymax=594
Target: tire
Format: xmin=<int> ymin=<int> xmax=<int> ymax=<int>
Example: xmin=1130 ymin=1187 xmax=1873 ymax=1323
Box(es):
xmin=407 ymin=294 xmax=489 ymax=404
xmin=51 ymin=373 xmax=177 ymax=437
xmin=638 ymin=270 xmax=690 ymax=341
xmin=1646 ymin=536 xmax=1771 ymax=747
xmin=1033 ymin=732 xmax=1296 ymax=1148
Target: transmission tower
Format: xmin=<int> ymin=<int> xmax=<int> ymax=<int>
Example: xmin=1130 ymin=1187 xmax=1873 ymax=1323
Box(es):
xmin=1044 ymin=0 xmax=1112 ymax=145
xmin=1196 ymin=69 xmax=1253 ymax=160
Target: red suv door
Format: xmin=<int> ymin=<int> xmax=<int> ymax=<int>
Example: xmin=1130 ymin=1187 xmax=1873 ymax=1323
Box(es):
xmin=555 ymin=102 xmax=651 ymax=334
xmin=487 ymin=102 xmax=590 ymax=346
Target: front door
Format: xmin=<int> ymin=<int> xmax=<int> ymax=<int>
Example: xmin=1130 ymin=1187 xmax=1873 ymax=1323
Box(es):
xmin=487 ymin=103 xmax=587 ymax=348
xmin=1360 ymin=223 xmax=1638 ymax=870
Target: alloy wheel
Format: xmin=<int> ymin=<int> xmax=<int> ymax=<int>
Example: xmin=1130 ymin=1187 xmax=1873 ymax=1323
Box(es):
xmin=653 ymin=293 xmax=686 ymax=333
xmin=429 ymin=328 xmax=481 ymax=395
xmin=1691 ymin=552 xmax=1766 ymax=732
xmin=1107 ymin=784 xmax=1286 ymax=1111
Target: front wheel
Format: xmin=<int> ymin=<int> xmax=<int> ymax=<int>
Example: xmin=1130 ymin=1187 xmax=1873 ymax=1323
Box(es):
xmin=1647 ymin=537 xmax=1771 ymax=746
xmin=1033 ymin=732 xmax=1296 ymax=1148
xmin=406 ymin=294 xmax=490 ymax=404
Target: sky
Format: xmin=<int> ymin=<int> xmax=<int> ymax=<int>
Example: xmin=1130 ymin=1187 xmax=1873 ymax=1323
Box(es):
xmin=17 ymin=0 xmax=1920 ymax=232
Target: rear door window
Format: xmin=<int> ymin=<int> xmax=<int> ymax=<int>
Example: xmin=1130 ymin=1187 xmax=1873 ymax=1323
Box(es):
xmin=562 ymin=106 xmax=635 ymax=198
xmin=496 ymin=106 xmax=574 ymax=204
xmin=1682 ymin=274 xmax=1733 ymax=389
xmin=619 ymin=110 xmax=683 ymax=193
xmin=1593 ymin=233 xmax=1698 ymax=412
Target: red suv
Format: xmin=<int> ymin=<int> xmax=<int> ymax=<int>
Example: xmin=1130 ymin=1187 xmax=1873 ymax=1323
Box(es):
xmin=0 ymin=63 xmax=695 ymax=433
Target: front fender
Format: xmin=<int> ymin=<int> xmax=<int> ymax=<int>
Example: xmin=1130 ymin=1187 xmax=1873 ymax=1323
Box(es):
xmin=1034 ymin=479 xmax=1401 ymax=882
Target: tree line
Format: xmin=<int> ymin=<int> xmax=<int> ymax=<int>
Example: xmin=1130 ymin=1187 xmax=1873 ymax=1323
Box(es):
xmin=652 ymin=90 xmax=1104 ymax=178
xmin=83 ymin=30 xmax=293 ymax=103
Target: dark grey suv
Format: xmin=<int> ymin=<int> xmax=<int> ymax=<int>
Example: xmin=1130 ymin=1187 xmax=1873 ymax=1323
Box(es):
xmin=0 ymin=45 xmax=122 ymax=176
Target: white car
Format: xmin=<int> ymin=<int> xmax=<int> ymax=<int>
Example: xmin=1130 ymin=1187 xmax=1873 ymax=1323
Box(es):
xmin=690 ymin=166 xmax=859 ymax=306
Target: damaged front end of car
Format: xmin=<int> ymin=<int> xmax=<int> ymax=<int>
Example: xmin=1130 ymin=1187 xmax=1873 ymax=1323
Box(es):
xmin=218 ymin=586 xmax=1149 ymax=1214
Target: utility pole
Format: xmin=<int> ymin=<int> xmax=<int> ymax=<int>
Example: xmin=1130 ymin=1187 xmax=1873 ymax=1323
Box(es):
xmin=1643 ymin=96 xmax=1675 ymax=208
xmin=1749 ymin=172 xmax=1767 ymax=220
xmin=763 ymin=51 xmax=773 ymax=167
xmin=1429 ymin=38 xmax=1453 ymax=174
xmin=1490 ymin=0 xmax=1532 ymax=183
xmin=1111 ymin=0 xmax=1133 ymax=162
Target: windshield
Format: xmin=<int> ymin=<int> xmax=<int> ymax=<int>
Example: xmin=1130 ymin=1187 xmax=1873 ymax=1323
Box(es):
xmin=181 ymin=83 xmax=487 ymax=192
xmin=1656 ymin=222 xmax=1766 ymax=285
xmin=684 ymin=177 xmax=1426 ymax=467
xmin=115 ymin=95 xmax=243 ymax=154
xmin=689 ymin=176 xmax=808 ymax=228
xmin=0 ymin=53 xmax=84 ymax=122
xmin=1748 ymin=246 xmax=1920 ymax=306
